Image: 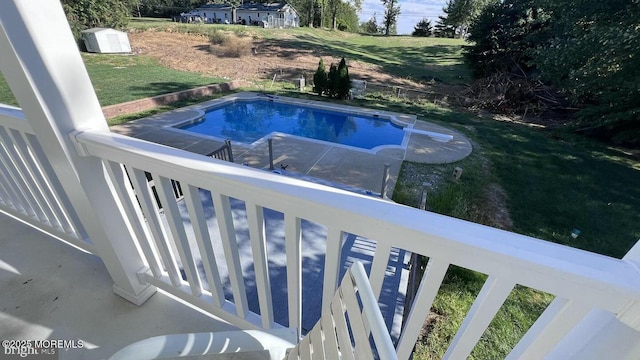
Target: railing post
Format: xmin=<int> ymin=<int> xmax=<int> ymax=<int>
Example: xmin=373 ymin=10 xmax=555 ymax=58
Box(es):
xmin=225 ymin=139 xmax=234 ymax=163
xmin=0 ymin=0 xmax=156 ymax=305
xmin=268 ymin=138 xmax=274 ymax=170
xmin=380 ymin=163 xmax=390 ymax=198
xmin=543 ymin=240 xmax=640 ymax=359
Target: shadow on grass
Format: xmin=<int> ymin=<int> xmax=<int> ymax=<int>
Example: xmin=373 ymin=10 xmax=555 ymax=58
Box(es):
xmin=127 ymin=81 xmax=218 ymax=97
xmin=259 ymin=34 xmax=471 ymax=84
xmin=359 ymin=95 xmax=639 ymax=258
xmin=477 ymin=123 xmax=640 ymax=258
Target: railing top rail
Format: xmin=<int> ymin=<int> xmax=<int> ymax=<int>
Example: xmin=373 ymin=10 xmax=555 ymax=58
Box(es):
xmin=0 ymin=104 xmax=32 ymax=133
xmin=73 ymin=129 xmax=640 ymax=310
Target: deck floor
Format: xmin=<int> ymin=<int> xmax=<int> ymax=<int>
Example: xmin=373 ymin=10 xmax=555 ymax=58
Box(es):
xmin=0 ymin=211 xmax=237 ymax=360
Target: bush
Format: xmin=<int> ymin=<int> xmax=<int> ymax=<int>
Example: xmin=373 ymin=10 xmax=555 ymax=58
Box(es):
xmin=412 ymin=18 xmax=432 ymax=37
xmin=62 ymin=0 xmax=131 ymax=40
xmin=209 ymin=30 xmax=229 ymax=45
xmin=314 ymin=57 xmax=351 ymax=99
xmin=208 ymin=32 xmax=253 ymax=58
xmin=313 ymin=58 xmax=328 ymax=96
xmin=335 ymin=58 xmax=351 ymax=99
xmin=327 ymin=63 xmax=339 ymax=98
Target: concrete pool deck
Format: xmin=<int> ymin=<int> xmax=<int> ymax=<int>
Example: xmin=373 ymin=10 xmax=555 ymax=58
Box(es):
xmin=109 ymin=93 xmax=472 ymax=196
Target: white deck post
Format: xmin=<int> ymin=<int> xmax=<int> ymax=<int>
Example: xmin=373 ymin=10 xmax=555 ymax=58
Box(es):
xmin=544 ymin=240 xmax=640 ymax=359
xmin=0 ymin=1 xmax=156 ymax=305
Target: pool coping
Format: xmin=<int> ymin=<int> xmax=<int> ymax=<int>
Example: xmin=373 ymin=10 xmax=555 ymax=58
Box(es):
xmin=161 ymin=92 xmax=415 ymax=155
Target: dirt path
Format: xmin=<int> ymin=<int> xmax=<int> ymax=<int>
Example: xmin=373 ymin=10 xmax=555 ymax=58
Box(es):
xmin=128 ymin=31 xmax=428 ymax=88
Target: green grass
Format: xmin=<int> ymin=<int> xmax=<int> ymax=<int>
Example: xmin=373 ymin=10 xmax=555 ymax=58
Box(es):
xmin=0 ymin=53 xmax=224 ymax=107
xmin=451 ymin=116 xmax=639 ymax=258
xmin=82 ymin=54 xmax=224 ymax=106
xmin=0 ymin=76 xmax=13 ymax=107
xmin=411 ymin=267 xmax=552 ymax=359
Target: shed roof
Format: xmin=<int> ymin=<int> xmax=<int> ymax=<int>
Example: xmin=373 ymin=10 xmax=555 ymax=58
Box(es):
xmin=81 ymin=27 xmax=125 ymax=34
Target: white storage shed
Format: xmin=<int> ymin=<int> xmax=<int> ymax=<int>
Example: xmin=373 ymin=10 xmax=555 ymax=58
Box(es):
xmin=81 ymin=28 xmax=131 ymax=54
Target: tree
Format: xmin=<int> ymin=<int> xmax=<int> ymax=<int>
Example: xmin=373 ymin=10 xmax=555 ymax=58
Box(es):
xmin=360 ymin=13 xmax=379 ymax=34
xmin=335 ymin=58 xmax=351 ymax=99
xmin=466 ymin=0 xmax=640 ymax=144
xmin=315 ymin=58 xmax=351 ymax=99
xmin=327 ymin=63 xmax=339 ymax=97
xmin=287 ymin=0 xmax=316 ymax=26
xmin=324 ymin=0 xmax=360 ymax=30
xmin=433 ymin=15 xmax=455 ymax=38
xmin=62 ymin=0 xmax=135 ymax=39
xmin=326 ymin=0 xmax=342 ymax=29
xmin=321 ymin=0 xmax=361 ymax=30
xmin=313 ymin=58 xmax=328 ymax=95
xmin=532 ymin=0 xmax=640 ymax=143
xmin=381 ymin=0 xmax=400 ymax=36
xmin=130 ymin=0 xmax=208 ymax=18
xmin=465 ymin=0 xmax=550 ymax=76
xmin=441 ymin=0 xmax=493 ymax=38
xmin=412 ymin=18 xmax=432 ymax=37
xmin=335 ymin=2 xmax=360 ymax=31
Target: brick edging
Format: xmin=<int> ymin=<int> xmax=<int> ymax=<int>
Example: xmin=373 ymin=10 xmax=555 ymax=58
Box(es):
xmin=102 ymin=79 xmax=244 ymax=119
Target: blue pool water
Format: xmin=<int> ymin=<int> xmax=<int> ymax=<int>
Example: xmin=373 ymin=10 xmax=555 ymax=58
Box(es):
xmin=177 ymin=100 xmax=405 ymax=150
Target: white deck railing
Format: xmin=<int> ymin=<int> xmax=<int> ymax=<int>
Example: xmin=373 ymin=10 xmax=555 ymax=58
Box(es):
xmin=0 ymin=106 xmax=92 ymax=253
xmin=65 ymin=127 xmax=639 ymax=359
xmin=2 ymin=102 xmax=639 ymax=356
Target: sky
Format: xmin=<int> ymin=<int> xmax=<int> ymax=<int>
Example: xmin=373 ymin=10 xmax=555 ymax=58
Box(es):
xmin=358 ymin=0 xmax=448 ymax=35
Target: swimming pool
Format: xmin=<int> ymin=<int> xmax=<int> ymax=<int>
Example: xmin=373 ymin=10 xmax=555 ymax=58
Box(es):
xmin=174 ymin=98 xmax=408 ymax=150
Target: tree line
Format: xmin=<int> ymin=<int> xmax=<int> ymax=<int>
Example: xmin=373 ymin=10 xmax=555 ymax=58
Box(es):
xmin=421 ymin=0 xmax=638 ymax=144
xmin=408 ymin=0 xmax=492 ymax=38
xmin=461 ymin=0 xmax=639 ymax=144
xmin=62 ymin=0 xmax=403 ymax=36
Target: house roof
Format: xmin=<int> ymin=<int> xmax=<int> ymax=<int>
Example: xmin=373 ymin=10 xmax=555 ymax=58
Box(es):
xmin=197 ymin=3 xmax=291 ymax=12
xmin=198 ymin=4 xmax=233 ymax=11
xmin=237 ymin=3 xmax=288 ymax=12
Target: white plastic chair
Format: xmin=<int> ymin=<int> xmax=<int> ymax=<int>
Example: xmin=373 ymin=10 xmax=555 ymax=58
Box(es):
xmin=110 ymin=261 xmax=397 ymax=360
xmin=350 ymin=80 xmax=367 ymax=99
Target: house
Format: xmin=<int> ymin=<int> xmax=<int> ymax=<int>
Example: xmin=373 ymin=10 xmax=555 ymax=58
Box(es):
xmin=185 ymin=3 xmax=234 ymax=24
xmin=234 ymin=2 xmax=299 ymax=28
xmin=186 ymin=2 xmax=299 ymax=27
xmin=1 ymin=1 xmax=639 ymax=359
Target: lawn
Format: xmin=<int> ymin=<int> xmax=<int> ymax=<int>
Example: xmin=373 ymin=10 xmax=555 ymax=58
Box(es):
xmin=1 ymin=21 xmax=638 ymax=359
xmin=383 ymin=96 xmax=639 ymax=358
xmin=0 ymin=76 xmax=13 ymax=107
xmin=0 ymin=52 xmax=224 ymax=107
xmin=126 ymin=18 xmax=471 ymax=84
